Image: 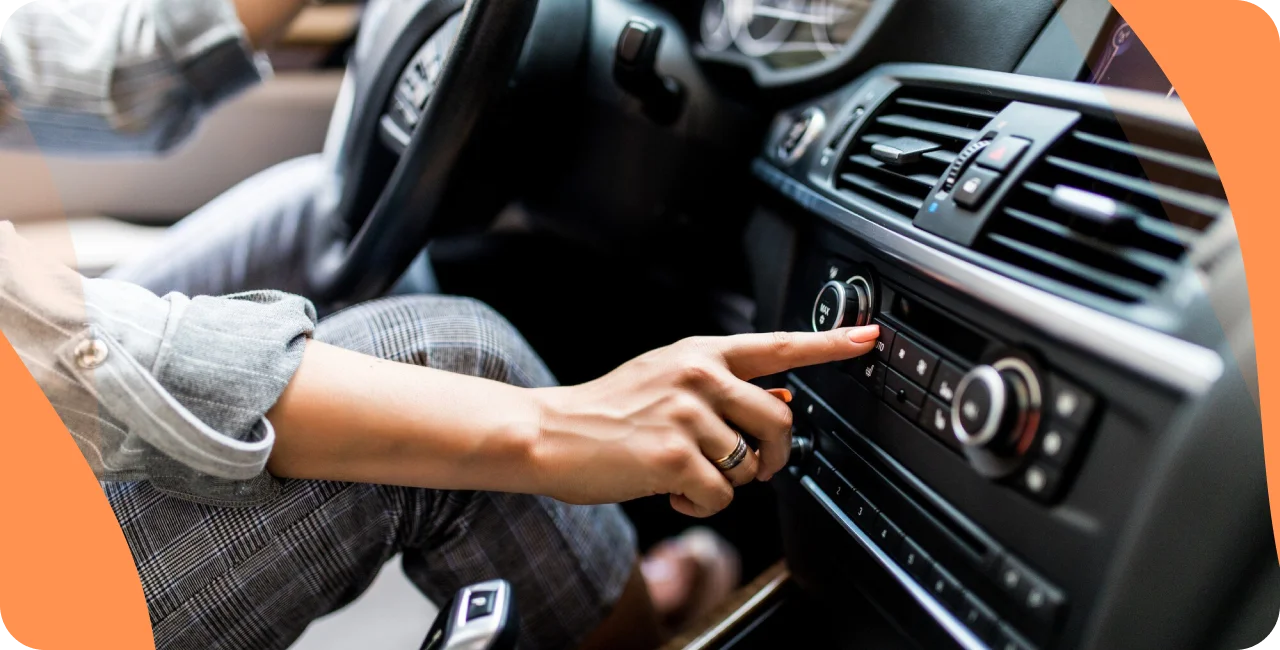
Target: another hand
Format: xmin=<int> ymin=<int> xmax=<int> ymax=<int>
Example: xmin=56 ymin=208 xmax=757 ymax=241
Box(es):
xmin=530 ymin=326 xmax=879 ymax=517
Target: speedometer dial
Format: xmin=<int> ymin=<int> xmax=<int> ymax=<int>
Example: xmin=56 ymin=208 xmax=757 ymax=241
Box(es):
xmin=732 ymin=0 xmax=805 ymax=58
xmin=700 ymin=0 xmax=873 ymax=70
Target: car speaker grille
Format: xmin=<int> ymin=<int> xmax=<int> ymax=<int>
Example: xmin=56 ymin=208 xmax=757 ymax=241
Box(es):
xmin=835 ymin=88 xmax=1010 ymax=217
xmin=978 ymin=117 xmax=1228 ymax=303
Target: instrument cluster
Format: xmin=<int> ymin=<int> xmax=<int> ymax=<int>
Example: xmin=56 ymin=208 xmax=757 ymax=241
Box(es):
xmin=699 ymin=0 xmax=872 ymax=69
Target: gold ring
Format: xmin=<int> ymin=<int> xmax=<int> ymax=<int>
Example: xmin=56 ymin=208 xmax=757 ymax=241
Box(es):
xmin=713 ymin=433 xmax=749 ymax=472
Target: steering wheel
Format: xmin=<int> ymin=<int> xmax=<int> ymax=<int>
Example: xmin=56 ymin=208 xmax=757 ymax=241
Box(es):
xmin=305 ymin=0 xmax=540 ymax=306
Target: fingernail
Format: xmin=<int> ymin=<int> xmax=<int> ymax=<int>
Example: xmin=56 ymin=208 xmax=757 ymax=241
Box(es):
xmin=768 ymin=388 xmax=793 ymax=403
xmin=848 ymin=325 xmax=880 ymax=343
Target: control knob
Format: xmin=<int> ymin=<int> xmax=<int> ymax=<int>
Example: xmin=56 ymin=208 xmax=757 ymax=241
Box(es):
xmin=950 ymin=357 xmax=1042 ymax=476
xmin=811 ymin=277 xmax=873 ymax=332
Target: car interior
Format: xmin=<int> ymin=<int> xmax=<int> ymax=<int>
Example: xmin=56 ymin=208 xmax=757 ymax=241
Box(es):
xmin=8 ymin=0 xmax=1275 ymax=648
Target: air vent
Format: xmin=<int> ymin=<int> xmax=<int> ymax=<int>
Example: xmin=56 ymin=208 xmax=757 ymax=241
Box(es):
xmin=978 ymin=117 xmax=1228 ymax=303
xmin=835 ymin=88 xmax=1011 ymax=217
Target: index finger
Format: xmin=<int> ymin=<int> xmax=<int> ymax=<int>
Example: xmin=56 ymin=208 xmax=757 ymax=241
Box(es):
xmin=719 ymin=326 xmax=880 ymax=380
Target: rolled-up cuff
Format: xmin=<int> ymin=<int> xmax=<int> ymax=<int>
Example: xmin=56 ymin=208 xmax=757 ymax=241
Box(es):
xmin=153 ymin=0 xmax=272 ymax=109
xmin=150 ymin=291 xmax=317 ymax=448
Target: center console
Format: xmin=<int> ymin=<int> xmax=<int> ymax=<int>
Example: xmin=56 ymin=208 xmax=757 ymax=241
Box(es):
xmin=742 ymin=61 xmax=1269 ymax=650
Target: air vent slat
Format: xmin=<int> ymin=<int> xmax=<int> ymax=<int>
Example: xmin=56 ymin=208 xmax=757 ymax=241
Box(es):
xmin=1021 ymin=181 xmax=1195 ymax=255
xmin=839 ymin=173 xmax=926 ymax=213
xmin=834 ymin=87 xmax=1008 ymax=218
xmin=896 ymin=97 xmax=1001 ymax=121
xmin=847 ymin=154 xmax=940 ymax=189
xmin=981 ymin=115 xmax=1226 ymax=305
xmin=1044 ymin=156 xmax=1227 ymax=224
xmin=1071 ymin=130 xmax=1219 ymax=182
xmin=925 ymin=150 xmax=957 ymax=165
xmin=986 ymin=234 xmax=1155 ymax=303
xmin=999 ymin=207 xmax=1180 ymax=281
xmin=876 ymin=115 xmax=979 ymax=143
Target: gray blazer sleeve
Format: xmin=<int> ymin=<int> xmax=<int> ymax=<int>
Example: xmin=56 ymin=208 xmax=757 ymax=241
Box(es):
xmin=0 ymin=0 xmax=269 ymax=154
xmin=0 ymin=223 xmax=315 ymax=506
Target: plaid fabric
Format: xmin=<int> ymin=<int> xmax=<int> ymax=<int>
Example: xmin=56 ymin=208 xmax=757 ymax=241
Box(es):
xmin=104 ymin=296 xmax=637 ymax=650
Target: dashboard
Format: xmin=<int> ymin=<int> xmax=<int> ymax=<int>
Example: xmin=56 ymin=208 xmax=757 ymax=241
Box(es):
xmin=662 ymin=0 xmax=1275 ymax=648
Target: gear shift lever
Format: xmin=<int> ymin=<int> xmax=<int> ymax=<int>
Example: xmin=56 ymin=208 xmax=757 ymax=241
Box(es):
xmin=421 ymin=579 xmax=518 ymax=650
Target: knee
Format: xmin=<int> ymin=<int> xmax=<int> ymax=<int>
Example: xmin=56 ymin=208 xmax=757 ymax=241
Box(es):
xmin=317 ymin=295 xmax=556 ymax=388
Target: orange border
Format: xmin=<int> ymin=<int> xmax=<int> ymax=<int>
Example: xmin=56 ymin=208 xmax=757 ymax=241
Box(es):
xmin=0 ymin=1 xmax=1277 ymax=648
xmin=1110 ymin=0 xmax=1280 ymax=550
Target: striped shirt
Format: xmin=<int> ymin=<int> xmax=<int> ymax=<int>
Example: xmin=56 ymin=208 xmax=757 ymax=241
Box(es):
xmin=0 ymin=0 xmax=317 ymax=506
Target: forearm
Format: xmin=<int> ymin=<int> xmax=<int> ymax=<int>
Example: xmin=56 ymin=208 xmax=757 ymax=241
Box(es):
xmin=231 ymin=0 xmax=312 ymax=49
xmin=265 ymin=340 xmax=548 ymax=493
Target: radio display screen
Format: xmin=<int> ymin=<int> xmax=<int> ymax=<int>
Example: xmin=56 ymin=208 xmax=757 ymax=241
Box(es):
xmin=1084 ymin=12 xmax=1178 ymax=98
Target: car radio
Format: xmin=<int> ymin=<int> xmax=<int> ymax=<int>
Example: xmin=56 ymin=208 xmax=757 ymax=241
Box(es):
xmin=802 ymin=256 xmax=1102 ymax=506
xmin=782 ymin=245 xmax=1100 ymax=649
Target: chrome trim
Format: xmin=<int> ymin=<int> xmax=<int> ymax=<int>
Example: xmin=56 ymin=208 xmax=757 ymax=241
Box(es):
xmin=755 ymin=160 xmax=1224 ymax=396
xmin=680 ymin=570 xmax=791 ymax=650
xmin=812 ymin=280 xmax=848 ymax=332
xmin=848 ymin=275 xmax=874 ymax=326
xmin=801 ymin=477 xmax=990 ymax=650
xmin=951 ymin=366 xmax=1005 ymax=448
xmin=776 ymin=107 xmax=827 ymax=165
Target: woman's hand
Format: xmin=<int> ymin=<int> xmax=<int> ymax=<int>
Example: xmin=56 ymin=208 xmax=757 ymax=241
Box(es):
xmin=531 ymin=326 xmax=879 ymax=517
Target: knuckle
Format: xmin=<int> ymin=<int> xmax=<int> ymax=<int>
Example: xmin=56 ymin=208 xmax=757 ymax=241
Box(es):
xmin=715 ymin=484 xmax=735 ymax=510
xmin=654 ymin=435 xmax=693 ymax=473
xmin=771 ymin=330 xmax=795 ymax=354
xmin=775 ymin=402 xmax=795 ymax=436
xmin=679 ymin=361 xmax=721 ymax=391
xmin=669 ymin=393 xmax=706 ymax=426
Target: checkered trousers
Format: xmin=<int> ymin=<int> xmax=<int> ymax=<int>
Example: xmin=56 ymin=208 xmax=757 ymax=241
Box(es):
xmin=103 ymin=296 xmax=637 ymax=650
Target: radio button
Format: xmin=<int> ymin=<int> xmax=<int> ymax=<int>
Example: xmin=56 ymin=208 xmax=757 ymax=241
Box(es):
xmin=1023 ymin=577 xmax=1066 ymax=625
xmin=920 ymin=397 xmax=960 ymax=450
xmin=930 ymin=360 xmax=966 ymax=404
xmin=850 ymin=491 xmax=878 ymax=529
xmin=1020 ymin=462 xmax=1062 ymax=501
xmin=885 ymin=370 xmax=927 ymax=408
xmin=959 ymin=593 xmax=998 ymax=642
xmin=872 ymin=514 xmax=904 ymax=554
xmin=995 ymin=556 xmax=1031 ymax=601
xmin=850 ymin=357 xmax=886 ymax=393
xmin=889 ymin=335 xmax=939 ymax=386
xmin=1037 ymin=424 xmax=1080 ymax=466
xmin=896 ymin=538 xmax=932 ymax=581
xmin=993 ymin=624 xmax=1036 ymax=650
xmin=873 ymin=320 xmax=898 ymax=362
xmin=884 ymin=386 xmax=922 ymax=422
xmin=1046 ymin=374 xmax=1095 ymax=429
xmin=927 ymin=565 xmax=965 ymax=612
